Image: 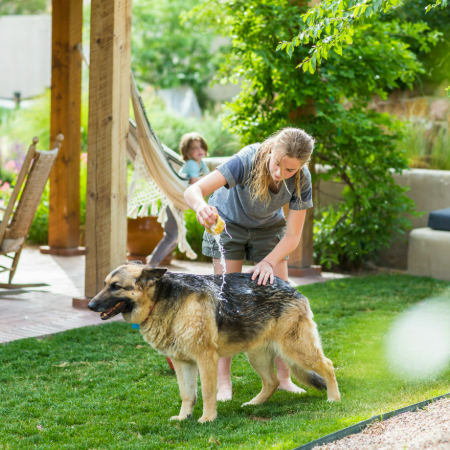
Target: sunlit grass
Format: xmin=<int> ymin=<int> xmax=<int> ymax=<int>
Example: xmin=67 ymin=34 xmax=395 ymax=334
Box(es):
xmin=0 ymin=274 xmax=449 ymax=449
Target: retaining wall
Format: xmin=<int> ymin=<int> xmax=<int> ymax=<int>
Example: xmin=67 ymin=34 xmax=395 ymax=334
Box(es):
xmin=317 ymin=168 xmax=450 ymax=269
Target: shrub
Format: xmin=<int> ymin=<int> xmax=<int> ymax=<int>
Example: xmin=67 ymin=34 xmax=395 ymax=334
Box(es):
xmin=142 ymin=96 xmax=242 ymax=157
xmin=396 ymin=121 xmax=450 ymax=170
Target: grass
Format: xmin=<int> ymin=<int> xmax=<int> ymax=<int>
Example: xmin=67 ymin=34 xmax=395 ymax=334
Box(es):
xmin=0 ymin=274 xmax=449 ymax=449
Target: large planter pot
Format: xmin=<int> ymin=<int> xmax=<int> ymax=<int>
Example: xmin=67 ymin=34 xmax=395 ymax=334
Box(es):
xmin=127 ymin=216 xmax=172 ymax=265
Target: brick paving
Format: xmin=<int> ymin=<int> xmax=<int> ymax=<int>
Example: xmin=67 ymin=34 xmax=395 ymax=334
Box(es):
xmin=0 ymin=247 xmax=346 ymax=344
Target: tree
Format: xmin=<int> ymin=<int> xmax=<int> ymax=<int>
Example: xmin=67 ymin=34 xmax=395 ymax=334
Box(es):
xmin=131 ymin=0 xmax=228 ymax=106
xmin=276 ymin=0 xmax=449 ymax=96
xmin=0 ymin=0 xmax=47 ymax=15
xmin=195 ymin=0 xmax=438 ymax=268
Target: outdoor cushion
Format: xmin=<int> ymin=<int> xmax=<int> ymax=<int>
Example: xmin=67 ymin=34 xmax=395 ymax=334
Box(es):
xmin=428 ymin=208 xmax=450 ymax=231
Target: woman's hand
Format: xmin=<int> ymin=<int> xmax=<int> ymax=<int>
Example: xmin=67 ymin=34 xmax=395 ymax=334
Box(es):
xmin=184 ymin=171 xmax=228 ymax=228
xmin=247 ymin=260 xmax=274 ymax=286
xmin=196 ymin=204 xmax=218 ymax=228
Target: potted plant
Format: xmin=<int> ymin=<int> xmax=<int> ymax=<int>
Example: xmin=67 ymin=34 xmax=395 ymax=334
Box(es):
xmin=127 ymin=216 xmax=173 ymax=265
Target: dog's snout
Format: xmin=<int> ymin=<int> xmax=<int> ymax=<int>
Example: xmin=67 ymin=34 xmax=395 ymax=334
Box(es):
xmin=87 ymin=299 xmax=98 ymax=311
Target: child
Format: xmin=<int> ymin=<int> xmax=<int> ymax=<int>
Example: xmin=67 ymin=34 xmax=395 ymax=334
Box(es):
xmin=184 ymin=127 xmax=314 ymax=401
xmin=146 ymin=132 xmax=210 ymax=267
xmin=179 ymin=132 xmax=210 ymax=184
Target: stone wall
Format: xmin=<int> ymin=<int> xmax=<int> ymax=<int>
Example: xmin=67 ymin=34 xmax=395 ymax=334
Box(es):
xmin=372 ymin=85 xmax=450 ymax=126
xmin=317 ymin=168 xmax=450 ymax=270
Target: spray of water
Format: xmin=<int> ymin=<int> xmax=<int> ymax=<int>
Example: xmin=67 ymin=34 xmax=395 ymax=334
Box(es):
xmin=213 ymin=234 xmax=227 ymax=292
xmin=385 ymin=296 xmax=450 ymax=380
xmin=207 ymin=218 xmax=232 ymax=294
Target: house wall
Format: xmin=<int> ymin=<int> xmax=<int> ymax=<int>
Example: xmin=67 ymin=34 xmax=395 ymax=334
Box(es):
xmin=0 ymin=15 xmax=51 ymax=100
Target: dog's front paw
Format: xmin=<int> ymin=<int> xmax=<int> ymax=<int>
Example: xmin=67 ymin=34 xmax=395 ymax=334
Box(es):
xmin=169 ymin=414 xmax=190 ymax=421
xmin=198 ymin=414 xmax=216 ymax=423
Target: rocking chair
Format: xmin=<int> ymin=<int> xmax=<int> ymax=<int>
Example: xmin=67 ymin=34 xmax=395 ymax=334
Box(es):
xmin=0 ymin=135 xmax=63 ymax=288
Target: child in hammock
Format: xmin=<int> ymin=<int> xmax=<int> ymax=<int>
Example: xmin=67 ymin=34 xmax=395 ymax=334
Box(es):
xmin=146 ymin=132 xmax=210 ymax=267
xmin=184 ymin=127 xmax=314 ymax=401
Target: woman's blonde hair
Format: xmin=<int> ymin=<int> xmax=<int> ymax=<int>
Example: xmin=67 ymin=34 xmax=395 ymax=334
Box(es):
xmin=247 ymin=127 xmax=315 ymax=204
xmin=179 ymin=132 xmax=209 ymax=161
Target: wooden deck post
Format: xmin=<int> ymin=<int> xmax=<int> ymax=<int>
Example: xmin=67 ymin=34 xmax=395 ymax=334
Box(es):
xmin=41 ymin=0 xmax=85 ymax=257
xmin=286 ymin=99 xmax=321 ymax=278
xmin=76 ymin=0 xmax=132 ymax=303
xmin=284 ymin=157 xmax=321 ymax=277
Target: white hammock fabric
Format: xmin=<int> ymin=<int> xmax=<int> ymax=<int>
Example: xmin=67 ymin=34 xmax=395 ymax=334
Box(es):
xmin=128 ymin=76 xmax=197 ymax=260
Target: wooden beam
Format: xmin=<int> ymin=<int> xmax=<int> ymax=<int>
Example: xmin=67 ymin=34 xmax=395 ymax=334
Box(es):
xmin=284 ymin=157 xmax=321 ymax=277
xmin=84 ymin=0 xmax=132 ymax=298
xmin=47 ymin=0 xmax=83 ymax=254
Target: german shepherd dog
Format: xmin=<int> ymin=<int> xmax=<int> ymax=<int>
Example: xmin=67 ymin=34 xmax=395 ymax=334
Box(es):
xmin=88 ymin=262 xmax=340 ymax=423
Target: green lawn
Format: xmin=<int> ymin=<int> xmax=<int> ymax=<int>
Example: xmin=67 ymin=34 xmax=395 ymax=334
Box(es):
xmin=1 ymin=274 xmax=449 ymax=449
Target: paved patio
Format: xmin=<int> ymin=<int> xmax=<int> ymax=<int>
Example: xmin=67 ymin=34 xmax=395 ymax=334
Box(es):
xmin=0 ymin=247 xmax=346 ymax=344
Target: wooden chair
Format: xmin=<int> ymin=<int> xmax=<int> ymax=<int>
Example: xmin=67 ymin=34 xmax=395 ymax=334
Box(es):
xmin=0 ymin=135 xmax=63 ymax=288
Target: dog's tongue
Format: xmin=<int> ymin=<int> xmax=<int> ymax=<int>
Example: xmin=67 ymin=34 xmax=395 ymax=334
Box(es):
xmin=100 ymin=301 xmax=125 ymax=320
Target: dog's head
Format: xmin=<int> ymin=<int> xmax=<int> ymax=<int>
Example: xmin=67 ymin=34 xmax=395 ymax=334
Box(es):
xmin=87 ymin=261 xmax=167 ymax=323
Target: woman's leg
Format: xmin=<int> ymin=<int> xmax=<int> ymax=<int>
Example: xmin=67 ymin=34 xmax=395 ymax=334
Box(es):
xmin=214 ymin=258 xmax=243 ymax=401
xmin=272 ymin=259 xmax=305 ymax=393
xmin=147 ymin=208 xmax=178 ymax=267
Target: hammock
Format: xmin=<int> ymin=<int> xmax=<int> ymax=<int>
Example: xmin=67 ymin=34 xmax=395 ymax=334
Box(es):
xmin=127 ymin=74 xmax=196 ymax=260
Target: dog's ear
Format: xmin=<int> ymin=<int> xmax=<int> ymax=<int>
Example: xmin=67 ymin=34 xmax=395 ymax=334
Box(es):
xmin=125 ymin=260 xmax=143 ymax=265
xmin=137 ymin=267 xmax=167 ymax=287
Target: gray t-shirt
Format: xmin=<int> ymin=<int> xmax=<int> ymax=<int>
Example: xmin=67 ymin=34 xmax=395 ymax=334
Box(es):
xmin=209 ymin=144 xmax=313 ymax=229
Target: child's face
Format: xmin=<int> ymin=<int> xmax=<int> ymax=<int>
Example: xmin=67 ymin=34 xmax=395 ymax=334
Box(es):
xmin=269 ymin=151 xmax=301 ymax=182
xmin=188 ymin=140 xmax=206 ymax=162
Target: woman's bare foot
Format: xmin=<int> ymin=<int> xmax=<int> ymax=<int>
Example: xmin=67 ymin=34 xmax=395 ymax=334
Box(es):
xmin=217 ymin=356 xmax=233 ymax=401
xmin=217 ymin=384 xmax=232 ymax=401
xmin=275 ymin=356 xmax=305 ymax=394
xmin=278 ymin=379 xmax=306 ymax=394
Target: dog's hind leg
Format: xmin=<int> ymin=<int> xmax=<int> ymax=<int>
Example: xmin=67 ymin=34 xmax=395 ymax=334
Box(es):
xmin=197 ymin=351 xmax=219 ymax=423
xmin=242 ymin=348 xmax=279 ymax=406
xmin=279 ymin=319 xmax=341 ymax=402
xmin=170 ymin=360 xmax=198 ymax=421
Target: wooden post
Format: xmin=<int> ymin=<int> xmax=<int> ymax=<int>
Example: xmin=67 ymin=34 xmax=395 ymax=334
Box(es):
xmin=41 ymin=0 xmax=85 ymax=257
xmin=74 ymin=0 xmax=132 ymax=305
xmin=284 ymin=157 xmax=321 ymax=277
xmin=286 ymin=100 xmax=321 ymax=277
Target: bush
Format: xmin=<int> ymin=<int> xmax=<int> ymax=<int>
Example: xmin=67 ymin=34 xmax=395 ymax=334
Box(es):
xmin=396 ymin=121 xmax=450 ymax=170
xmin=141 ymin=95 xmax=242 ymax=157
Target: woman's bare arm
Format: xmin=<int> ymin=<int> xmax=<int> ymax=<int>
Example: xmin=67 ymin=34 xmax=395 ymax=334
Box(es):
xmin=184 ymin=170 xmax=227 ymax=228
xmin=248 ymin=209 xmax=306 ymax=285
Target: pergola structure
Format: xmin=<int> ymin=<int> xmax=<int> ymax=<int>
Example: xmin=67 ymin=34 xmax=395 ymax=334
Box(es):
xmin=47 ymin=0 xmax=317 ymax=305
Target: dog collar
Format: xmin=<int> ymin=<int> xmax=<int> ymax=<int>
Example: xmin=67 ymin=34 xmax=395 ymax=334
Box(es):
xmin=142 ymin=302 xmax=156 ymax=323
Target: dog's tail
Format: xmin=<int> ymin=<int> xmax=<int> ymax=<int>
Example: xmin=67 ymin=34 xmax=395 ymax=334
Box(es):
xmin=289 ymin=366 xmax=327 ymax=391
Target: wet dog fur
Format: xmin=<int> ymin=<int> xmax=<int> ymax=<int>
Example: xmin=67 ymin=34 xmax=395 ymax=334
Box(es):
xmin=88 ymin=262 xmax=340 ymax=422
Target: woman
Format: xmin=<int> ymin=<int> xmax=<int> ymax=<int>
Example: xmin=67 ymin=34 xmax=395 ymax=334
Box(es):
xmin=184 ymin=127 xmax=315 ymax=401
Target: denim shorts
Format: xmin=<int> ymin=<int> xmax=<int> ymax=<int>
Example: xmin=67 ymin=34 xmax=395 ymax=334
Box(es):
xmin=202 ymin=219 xmax=288 ymax=263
